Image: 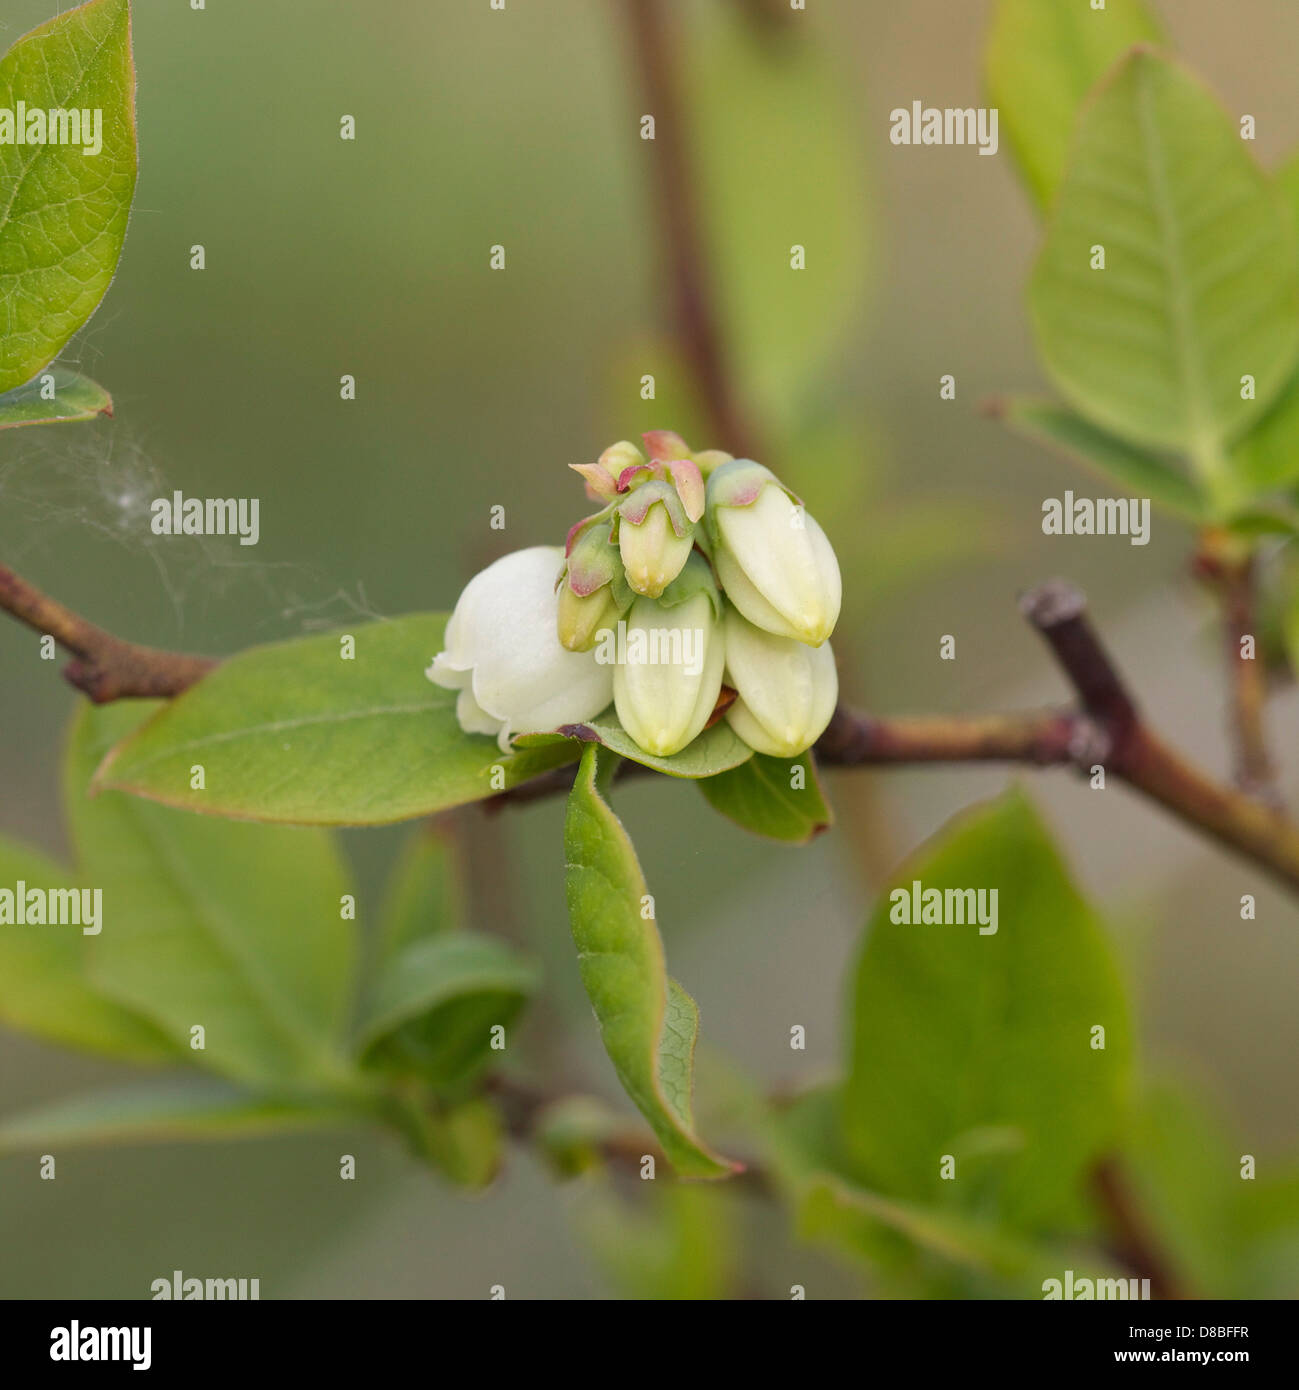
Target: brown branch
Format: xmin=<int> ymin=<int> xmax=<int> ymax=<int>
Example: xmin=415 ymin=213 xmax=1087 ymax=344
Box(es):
xmin=487 ymin=578 xmax=1299 ymax=898
xmin=1192 ymin=534 xmax=1281 ymax=808
xmin=0 ymin=562 xmax=215 ymax=702
xmin=623 ymin=0 xmax=759 ymax=459
xmin=1090 ymin=1156 xmax=1190 ymax=1300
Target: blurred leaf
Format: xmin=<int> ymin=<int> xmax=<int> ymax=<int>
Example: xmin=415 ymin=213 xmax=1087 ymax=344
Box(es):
xmin=698 ymin=752 xmax=831 ymax=843
xmin=797 ymin=1175 xmax=1066 ymax=1294
xmin=995 ymin=396 xmax=1206 ymax=521
xmin=534 ymin=1095 xmax=626 ymax=1179
xmin=759 ymin=1085 xmax=1083 ymax=1294
xmin=1229 ymin=368 xmax=1299 ymax=494
xmin=985 ymin=0 xmax=1162 ymax=209
xmin=0 ymin=368 xmax=112 ymax=430
xmin=1123 ymin=1078 xmax=1299 ymax=1298
xmin=421 ymin=1095 xmax=503 ymax=1190
xmin=67 ymin=703 xmax=359 ymax=1091
xmin=0 ymin=0 xmax=137 ymax=393
xmin=842 ymin=789 xmax=1131 ymax=1230
xmin=517 ymin=713 xmax=752 ymax=779
xmin=583 ymin=1184 xmax=739 ymax=1300
xmin=378 ymin=822 xmax=463 ymax=958
xmin=1120 ymin=1079 xmax=1237 ymax=1296
xmin=686 ymin=8 xmax=869 ymax=437
xmin=356 ymin=932 xmax=537 ymax=1088
xmin=0 ymin=833 xmax=176 ymax=1063
xmin=0 ymin=1079 xmax=357 ymax=1154
xmin=564 ymin=744 xmax=736 ymax=1178
xmin=92 ymin=615 xmax=581 ymax=824
xmin=1029 ymin=51 xmax=1299 ymax=499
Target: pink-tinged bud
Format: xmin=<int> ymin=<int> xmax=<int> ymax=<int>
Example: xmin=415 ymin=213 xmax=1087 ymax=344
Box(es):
xmin=691 ymin=448 xmax=734 ymax=477
xmin=722 ymin=606 xmax=837 ymax=756
xmin=706 ymin=460 xmax=841 ymax=646
xmin=666 ymin=458 xmax=705 ymax=523
xmin=558 ymin=580 xmax=626 ymax=652
xmin=642 ymin=429 xmax=691 ymax=464
xmin=617 ymin=480 xmax=695 ymax=598
xmin=564 ymin=517 xmax=619 ymax=596
xmin=569 ymin=463 xmax=619 ymax=503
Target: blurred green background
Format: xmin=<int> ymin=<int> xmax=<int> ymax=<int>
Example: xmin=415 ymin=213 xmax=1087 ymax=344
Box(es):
xmin=2 ymin=0 xmax=1298 ymax=1297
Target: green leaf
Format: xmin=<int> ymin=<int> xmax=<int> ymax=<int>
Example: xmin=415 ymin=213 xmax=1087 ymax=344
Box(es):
xmin=995 ymin=396 xmax=1207 ymax=521
xmin=0 ymin=832 xmax=177 ymax=1062
xmin=685 ymin=6 xmax=869 ymax=436
xmin=985 ymin=0 xmax=1163 ymax=209
xmin=842 ymin=789 xmax=1131 ymax=1229
xmin=0 ymin=0 xmax=137 ymax=394
xmin=92 ymin=615 xmax=582 ymax=824
xmin=582 ymin=1185 xmax=739 ymax=1300
xmin=356 ymin=932 xmax=537 ymax=1088
xmin=1029 ymin=51 xmax=1299 ymax=493
xmin=0 ymin=1079 xmax=358 ymax=1154
xmin=67 ymin=702 xmax=360 ymax=1090
xmin=1229 ymin=367 xmax=1299 ymax=494
xmin=421 ymin=1096 xmax=503 ymax=1190
xmin=517 ymin=713 xmax=753 ymax=779
xmin=0 ymin=367 xmax=112 ymax=430
xmin=377 ymin=822 xmax=463 ymax=958
xmin=697 ymin=752 xmax=832 ymax=843
xmin=563 ymin=744 xmax=737 ymax=1178
xmin=797 ymin=1174 xmax=1067 ymax=1293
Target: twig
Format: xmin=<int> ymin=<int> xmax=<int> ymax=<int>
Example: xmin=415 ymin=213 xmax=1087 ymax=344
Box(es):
xmin=489 ymin=579 xmax=1299 ymax=897
xmin=1090 ymin=1156 xmax=1190 ymax=1300
xmin=0 ymin=562 xmax=215 ymax=702
xmin=1192 ymin=535 xmax=1281 ymax=807
xmin=6 ymin=559 xmax=1297 ymax=895
xmin=623 ymin=0 xmax=759 ymax=459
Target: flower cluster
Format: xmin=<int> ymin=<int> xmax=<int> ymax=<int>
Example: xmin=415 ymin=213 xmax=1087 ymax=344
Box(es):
xmin=428 ymin=431 xmax=841 ymax=760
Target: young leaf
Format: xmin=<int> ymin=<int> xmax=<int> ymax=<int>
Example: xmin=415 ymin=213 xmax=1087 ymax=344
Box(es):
xmin=67 ymin=702 xmax=360 ymax=1090
xmin=697 ymin=752 xmax=832 ymax=843
xmin=92 ymin=615 xmax=581 ymax=824
xmin=1030 ymin=51 xmax=1299 ymax=488
xmin=0 ymin=368 xmax=112 ymax=430
xmin=0 ymin=0 xmax=137 ymax=394
xmin=985 ymin=0 xmax=1163 ymax=209
xmin=581 ymin=1185 xmax=739 ymax=1300
xmin=1229 ymin=368 xmax=1299 ymax=494
xmin=356 ymin=932 xmax=537 ymax=1088
xmin=377 ymin=822 xmax=464 ymax=958
xmin=564 ymin=744 xmax=737 ymax=1178
xmin=994 ymin=396 xmax=1206 ymax=521
xmin=0 ymin=832 xmax=177 ymax=1062
xmin=841 ymin=789 xmax=1131 ymax=1230
xmin=0 ymin=1079 xmax=359 ymax=1154
xmin=685 ymin=5 xmax=869 ymax=437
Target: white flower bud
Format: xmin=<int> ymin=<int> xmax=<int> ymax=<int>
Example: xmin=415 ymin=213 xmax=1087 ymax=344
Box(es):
xmin=428 ymin=546 xmax=613 ymax=752
xmin=612 ymin=592 xmax=724 ymax=757
xmin=722 ymin=606 xmax=837 ymax=757
xmin=618 ymin=482 xmax=695 ymax=598
xmin=709 ymin=463 xmax=841 ymax=646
